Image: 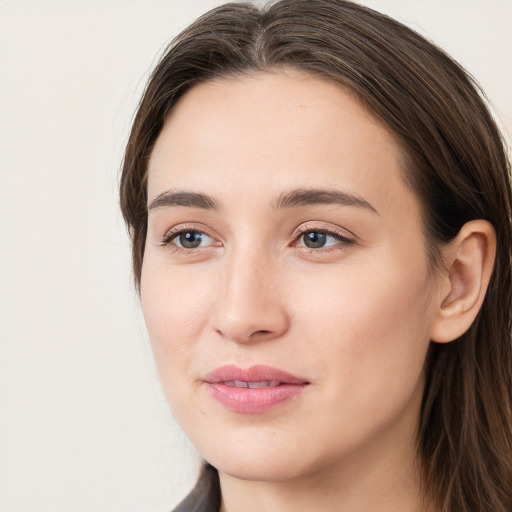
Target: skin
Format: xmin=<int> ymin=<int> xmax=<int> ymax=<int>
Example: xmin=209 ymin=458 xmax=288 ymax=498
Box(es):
xmin=141 ymin=71 xmax=452 ymax=512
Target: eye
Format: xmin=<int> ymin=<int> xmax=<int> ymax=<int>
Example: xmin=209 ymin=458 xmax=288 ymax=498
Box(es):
xmin=299 ymin=231 xmax=338 ymax=249
xmin=162 ymin=228 xmax=215 ymax=250
xmin=301 ymin=231 xmax=331 ymax=249
xmin=175 ymin=230 xmax=212 ymax=249
xmin=294 ymin=228 xmax=354 ymax=251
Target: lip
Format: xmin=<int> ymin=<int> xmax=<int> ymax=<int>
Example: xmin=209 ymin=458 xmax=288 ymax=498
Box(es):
xmin=203 ymin=365 xmax=310 ymax=414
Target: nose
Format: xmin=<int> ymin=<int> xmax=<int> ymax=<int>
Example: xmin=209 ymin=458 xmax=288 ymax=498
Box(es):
xmin=210 ymin=249 xmax=290 ymax=344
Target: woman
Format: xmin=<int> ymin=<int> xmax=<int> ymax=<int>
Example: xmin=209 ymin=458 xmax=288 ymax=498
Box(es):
xmin=120 ymin=1 xmax=512 ymax=510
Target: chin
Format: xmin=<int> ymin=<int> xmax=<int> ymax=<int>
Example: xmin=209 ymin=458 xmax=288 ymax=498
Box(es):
xmin=200 ymin=436 xmax=324 ymax=483
xmin=186 ymin=418 xmax=314 ymax=483
xmin=212 ymin=456 xmax=305 ymax=482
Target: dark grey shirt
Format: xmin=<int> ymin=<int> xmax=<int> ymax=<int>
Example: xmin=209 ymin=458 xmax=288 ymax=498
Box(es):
xmin=172 ymin=464 xmax=221 ymax=512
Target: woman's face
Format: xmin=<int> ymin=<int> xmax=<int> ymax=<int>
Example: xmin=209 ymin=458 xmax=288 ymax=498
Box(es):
xmin=142 ymin=71 xmax=442 ymax=482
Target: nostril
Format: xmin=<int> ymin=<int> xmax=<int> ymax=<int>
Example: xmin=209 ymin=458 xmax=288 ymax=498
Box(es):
xmin=251 ymin=329 xmax=272 ymax=338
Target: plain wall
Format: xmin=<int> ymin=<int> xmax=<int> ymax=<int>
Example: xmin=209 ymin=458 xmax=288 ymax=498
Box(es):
xmin=0 ymin=1 xmax=510 ymax=511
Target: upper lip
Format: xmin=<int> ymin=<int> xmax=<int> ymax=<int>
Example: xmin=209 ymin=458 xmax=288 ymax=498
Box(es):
xmin=203 ymin=365 xmax=309 ymax=385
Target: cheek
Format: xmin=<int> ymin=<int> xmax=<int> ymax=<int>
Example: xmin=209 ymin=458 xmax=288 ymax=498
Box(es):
xmin=140 ymin=258 xmax=216 ymax=386
xmin=292 ymin=257 xmax=434 ymax=394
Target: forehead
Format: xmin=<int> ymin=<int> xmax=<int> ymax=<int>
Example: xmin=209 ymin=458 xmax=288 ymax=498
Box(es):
xmin=147 ymin=71 xmax=416 ymax=221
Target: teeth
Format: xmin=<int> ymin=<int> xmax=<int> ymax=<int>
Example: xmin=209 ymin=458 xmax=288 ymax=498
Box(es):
xmin=223 ymin=380 xmax=248 ymax=387
xmin=223 ymin=380 xmax=281 ymax=388
xmin=248 ymin=380 xmax=280 ymax=388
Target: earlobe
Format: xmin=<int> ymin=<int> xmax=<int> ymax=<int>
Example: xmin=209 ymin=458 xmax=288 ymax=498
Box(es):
xmin=430 ymin=220 xmax=496 ymax=343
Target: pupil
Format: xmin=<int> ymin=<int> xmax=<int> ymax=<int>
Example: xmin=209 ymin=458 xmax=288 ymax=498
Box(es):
xmin=180 ymin=231 xmax=202 ymax=248
xmin=304 ymin=232 xmax=326 ymax=248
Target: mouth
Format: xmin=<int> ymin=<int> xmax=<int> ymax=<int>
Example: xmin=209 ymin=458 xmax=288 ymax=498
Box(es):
xmin=223 ymin=380 xmax=282 ymax=388
xmin=203 ymin=365 xmax=310 ymax=414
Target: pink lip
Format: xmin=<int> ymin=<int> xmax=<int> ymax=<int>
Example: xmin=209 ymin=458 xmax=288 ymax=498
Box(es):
xmin=203 ymin=365 xmax=310 ymax=414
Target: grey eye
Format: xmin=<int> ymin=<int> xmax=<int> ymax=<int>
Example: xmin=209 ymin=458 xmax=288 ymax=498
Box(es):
xmin=297 ymin=230 xmax=345 ymax=249
xmin=174 ymin=231 xmax=212 ymax=249
xmin=302 ymin=231 xmax=328 ymax=248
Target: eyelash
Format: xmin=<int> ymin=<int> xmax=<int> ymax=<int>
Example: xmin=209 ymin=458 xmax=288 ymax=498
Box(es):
xmin=160 ymin=224 xmax=216 ymax=255
xmin=160 ymin=224 xmax=355 ymax=254
xmin=292 ymin=225 xmax=355 ymax=253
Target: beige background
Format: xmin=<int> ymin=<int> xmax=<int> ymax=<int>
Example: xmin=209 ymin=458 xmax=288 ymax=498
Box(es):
xmin=0 ymin=1 xmax=510 ymax=511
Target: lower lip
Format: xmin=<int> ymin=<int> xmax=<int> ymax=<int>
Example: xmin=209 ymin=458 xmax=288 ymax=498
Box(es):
xmin=205 ymin=382 xmax=308 ymax=413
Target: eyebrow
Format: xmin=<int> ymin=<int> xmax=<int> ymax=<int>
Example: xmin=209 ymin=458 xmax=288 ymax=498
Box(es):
xmin=148 ymin=191 xmax=220 ymax=211
xmin=273 ymin=188 xmax=379 ymax=214
xmin=147 ymin=187 xmax=378 ymax=215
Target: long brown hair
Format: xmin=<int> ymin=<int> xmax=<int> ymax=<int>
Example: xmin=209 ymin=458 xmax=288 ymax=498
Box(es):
xmin=120 ymin=1 xmax=512 ymax=510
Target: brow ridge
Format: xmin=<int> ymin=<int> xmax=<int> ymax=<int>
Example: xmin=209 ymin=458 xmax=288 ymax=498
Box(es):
xmin=148 ymin=191 xmax=219 ymax=211
xmin=274 ymin=188 xmax=379 ymax=214
xmin=147 ymin=187 xmax=378 ymax=214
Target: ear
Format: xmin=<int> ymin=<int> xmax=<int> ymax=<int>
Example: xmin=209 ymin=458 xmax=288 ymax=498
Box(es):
xmin=430 ymin=220 xmax=496 ymax=343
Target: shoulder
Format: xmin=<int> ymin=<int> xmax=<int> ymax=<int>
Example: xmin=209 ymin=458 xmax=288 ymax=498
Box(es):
xmin=172 ymin=463 xmax=221 ymax=512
